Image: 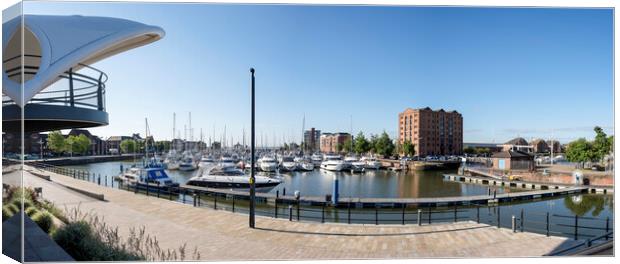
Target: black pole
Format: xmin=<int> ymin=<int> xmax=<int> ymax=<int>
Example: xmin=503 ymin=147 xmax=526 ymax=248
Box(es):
xmin=546 ymin=212 xmax=550 ymax=237
xmin=574 ymin=215 xmax=578 ymax=240
xmin=249 ymin=68 xmax=256 ymax=228
xmin=348 ymin=201 xmax=351 ymax=224
xmin=520 ymin=209 xmax=524 ymax=232
xmin=401 ymin=204 xmax=406 ymax=225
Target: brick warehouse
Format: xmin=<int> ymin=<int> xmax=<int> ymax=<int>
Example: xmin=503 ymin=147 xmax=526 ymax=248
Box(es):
xmin=398 ymin=107 xmax=463 ymax=156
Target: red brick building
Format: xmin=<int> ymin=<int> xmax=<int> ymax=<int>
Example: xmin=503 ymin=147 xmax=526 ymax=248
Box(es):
xmin=398 ymin=107 xmax=463 ymax=156
xmin=320 ymin=132 xmax=351 ymax=153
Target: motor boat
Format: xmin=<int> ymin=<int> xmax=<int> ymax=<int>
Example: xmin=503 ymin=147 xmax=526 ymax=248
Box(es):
xmin=186 ymin=164 xmax=281 ymax=192
xmin=118 ymin=162 xmax=179 ymax=192
xmin=346 ymin=156 xmax=366 ymax=173
xmin=320 ymin=155 xmax=346 ymax=171
xmin=361 ymin=156 xmax=381 ymax=170
xmin=219 ymin=155 xmax=237 ymax=167
xmin=295 ymin=156 xmax=314 ymax=171
xmin=198 ymin=155 xmax=215 ymax=168
xmin=164 ymin=150 xmax=180 ymax=170
xmin=178 ymin=156 xmax=197 ymax=171
xmin=280 ymin=156 xmax=298 ymax=172
xmin=311 ymin=153 xmax=323 ymax=165
xmin=258 ymin=156 xmax=278 ymax=172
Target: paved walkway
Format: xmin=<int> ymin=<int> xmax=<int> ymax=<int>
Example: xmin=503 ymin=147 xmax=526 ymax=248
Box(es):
xmin=7 ymin=167 xmax=581 ymax=260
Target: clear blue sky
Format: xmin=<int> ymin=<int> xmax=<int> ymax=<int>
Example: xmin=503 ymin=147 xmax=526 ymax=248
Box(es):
xmin=24 ymin=2 xmax=613 ymax=145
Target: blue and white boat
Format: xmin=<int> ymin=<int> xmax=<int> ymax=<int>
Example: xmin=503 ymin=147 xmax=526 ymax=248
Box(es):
xmin=118 ymin=161 xmax=180 ymax=193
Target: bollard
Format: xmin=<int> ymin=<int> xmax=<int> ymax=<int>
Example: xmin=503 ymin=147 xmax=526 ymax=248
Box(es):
xmin=98 ymin=175 xmax=101 ymax=186
xmin=289 ymin=205 xmax=293 ymax=221
xmin=192 ymin=193 xmax=197 ymax=207
xmin=417 ymin=209 xmax=422 ymax=226
xmin=512 ymin=215 xmax=517 ymax=232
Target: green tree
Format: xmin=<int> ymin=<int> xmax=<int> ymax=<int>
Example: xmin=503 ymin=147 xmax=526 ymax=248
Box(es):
xmin=593 ymin=126 xmax=612 ymax=161
xmin=120 ymin=139 xmax=137 ymax=153
xmin=374 ymin=131 xmax=395 ymax=158
xmin=64 ymin=135 xmax=90 ymax=155
xmin=341 ymin=138 xmax=353 ymax=153
xmin=463 ymin=146 xmax=476 ymax=155
xmin=353 ymin=132 xmax=370 ymax=155
xmin=47 ymin=131 xmax=66 ymax=154
xmin=565 ymin=138 xmax=595 ymax=163
xmin=369 ymin=134 xmax=379 ymax=153
xmin=402 ymin=140 xmax=415 ymax=157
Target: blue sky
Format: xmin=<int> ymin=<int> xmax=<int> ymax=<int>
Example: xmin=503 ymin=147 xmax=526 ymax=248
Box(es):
xmin=23 ymin=2 xmax=613 ymax=145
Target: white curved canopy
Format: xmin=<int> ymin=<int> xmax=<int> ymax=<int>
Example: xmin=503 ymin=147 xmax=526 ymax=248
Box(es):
xmin=2 ymin=15 xmax=165 ymax=106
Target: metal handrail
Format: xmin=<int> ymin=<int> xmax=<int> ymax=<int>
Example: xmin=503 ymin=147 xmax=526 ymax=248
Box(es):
xmin=2 ymin=54 xmax=108 ymax=111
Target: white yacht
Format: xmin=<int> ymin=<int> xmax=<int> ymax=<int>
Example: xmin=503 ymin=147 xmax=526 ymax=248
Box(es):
xmin=361 ymin=156 xmax=381 ymax=170
xmin=258 ymin=156 xmax=278 ymax=172
xmin=198 ymin=155 xmax=215 ymax=168
xmin=186 ymin=164 xmax=281 ymax=192
xmin=178 ymin=156 xmax=197 ymax=171
xmin=346 ymin=155 xmax=366 ymax=173
xmin=280 ymin=156 xmax=298 ymax=172
xmin=164 ymin=150 xmax=180 ymax=170
xmin=320 ymin=155 xmax=346 ymax=171
xmin=219 ymin=155 xmax=237 ymax=167
xmin=311 ymin=153 xmax=323 ymax=165
xmin=295 ymin=156 xmax=314 ymax=171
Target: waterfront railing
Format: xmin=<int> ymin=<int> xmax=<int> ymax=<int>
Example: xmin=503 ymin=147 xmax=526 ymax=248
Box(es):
xmin=25 ymin=161 xmax=613 ymax=250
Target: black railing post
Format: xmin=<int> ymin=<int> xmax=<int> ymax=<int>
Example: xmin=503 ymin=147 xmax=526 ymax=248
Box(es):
xmin=297 ymin=201 xmax=300 ymax=221
xmin=520 ymin=209 xmax=524 ymax=232
xmin=213 ymin=194 xmax=217 ymax=210
xmin=574 ymin=215 xmax=579 ymax=240
xmin=428 ymin=207 xmax=432 ymax=224
xmin=134 ymin=183 xmax=138 ymax=194
xmin=348 ymin=202 xmax=351 ymax=224
xmin=232 ymin=196 xmax=236 ymax=212
xmin=97 ymin=73 xmax=104 ymax=111
xmin=321 ymin=205 xmax=325 ymax=223
xmin=98 ymin=174 xmax=101 ymax=186
xmin=375 ymin=207 xmax=378 ymax=225
xmin=182 ymin=190 xmax=186 ymax=203
xmin=402 ymin=204 xmax=406 ymax=225
xmin=146 ymin=182 xmax=149 ymax=196
xmin=157 ymin=182 xmax=160 ymax=198
xmin=546 ymin=212 xmax=550 ymax=237
xmin=453 ymin=205 xmax=457 ymax=222
xmin=69 ymin=68 xmax=75 ymax=107
xmin=476 ymin=205 xmax=480 ymax=224
xmin=193 ymin=193 xmax=197 ymax=207
xmin=274 ymin=198 xmax=278 ymax=218
xmin=289 ymin=205 xmax=293 ymax=221
xmin=197 ymin=193 xmax=201 ymax=207
xmin=605 ymin=217 xmax=610 ymax=240
xmin=497 ymin=206 xmax=501 ymax=228
xmin=169 ymin=187 xmax=173 ymax=200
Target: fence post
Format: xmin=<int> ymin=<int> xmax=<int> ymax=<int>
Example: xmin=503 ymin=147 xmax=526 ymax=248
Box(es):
xmin=197 ymin=193 xmax=201 ymax=207
xmin=289 ymin=205 xmax=293 ymax=221
xmin=428 ymin=207 xmax=432 ymax=224
xmin=574 ymin=215 xmax=579 ymax=240
xmin=497 ymin=206 xmax=501 ymax=228
xmin=453 ymin=205 xmax=457 ymax=222
xmin=98 ymin=174 xmax=101 ymax=186
xmin=146 ymin=182 xmax=149 ymax=196
xmin=182 ymin=190 xmax=186 ymax=204
xmin=232 ymin=195 xmax=236 ymax=212
xmin=375 ymin=207 xmax=378 ymax=225
xmin=512 ymin=215 xmax=517 ymax=232
xmin=402 ymin=204 xmax=406 ymax=225
xmin=213 ymin=194 xmax=217 ymax=209
xmin=193 ymin=193 xmax=197 ymax=207
xmin=605 ymin=217 xmax=610 ymax=240
xmin=546 ymin=212 xmax=550 ymax=237
xmin=520 ymin=209 xmax=524 ymax=232
xmin=348 ymin=202 xmax=351 ymax=224
xmin=321 ymin=205 xmax=325 ymax=223
xmin=476 ymin=205 xmax=480 ymax=224
xmin=157 ymin=182 xmax=160 ymax=198
xmin=274 ymin=198 xmax=278 ymax=218
xmin=297 ymin=201 xmax=300 ymax=221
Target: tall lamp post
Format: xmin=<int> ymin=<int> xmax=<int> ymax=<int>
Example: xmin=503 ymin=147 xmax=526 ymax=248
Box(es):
xmin=249 ymin=68 xmax=256 ymax=228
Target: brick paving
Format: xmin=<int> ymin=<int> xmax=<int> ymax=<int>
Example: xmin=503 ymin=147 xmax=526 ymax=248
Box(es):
xmin=6 ymin=167 xmax=581 ymax=260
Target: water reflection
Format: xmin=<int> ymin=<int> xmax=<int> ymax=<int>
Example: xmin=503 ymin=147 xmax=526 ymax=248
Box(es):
xmin=563 ymin=194 xmax=613 ymax=217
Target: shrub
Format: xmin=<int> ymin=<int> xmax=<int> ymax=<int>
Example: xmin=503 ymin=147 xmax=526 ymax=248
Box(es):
xmin=25 ymin=207 xmax=39 ymax=217
xmin=32 ymin=210 xmax=55 ymax=233
xmin=5 ymin=203 xmax=19 ymax=215
xmin=53 ymin=221 xmax=99 ymax=261
xmin=2 ymin=206 xmax=13 ymax=221
xmin=40 ymin=201 xmax=68 ymax=223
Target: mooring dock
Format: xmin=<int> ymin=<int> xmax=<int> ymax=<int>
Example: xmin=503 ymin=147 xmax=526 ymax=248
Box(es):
xmin=443 ymin=174 xmax=613 ymax=194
